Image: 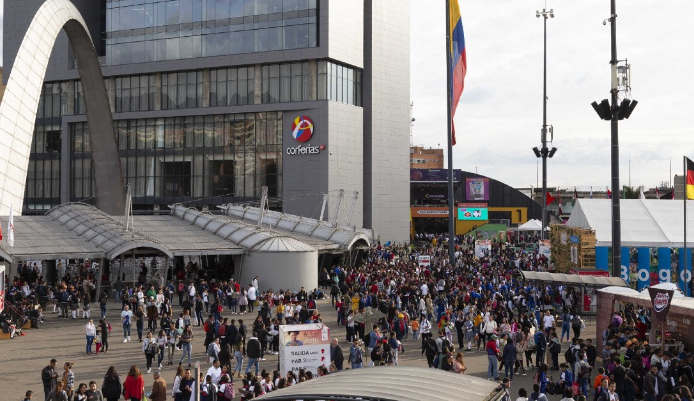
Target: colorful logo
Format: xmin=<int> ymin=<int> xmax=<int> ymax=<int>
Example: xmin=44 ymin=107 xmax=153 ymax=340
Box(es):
xmin=653 ymin=292 xmax=669 ymax=313
xmin=292 ymin=116 xmax=314 ymax=143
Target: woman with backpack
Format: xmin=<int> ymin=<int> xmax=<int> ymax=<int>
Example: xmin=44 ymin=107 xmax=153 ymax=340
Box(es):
xmin=143 ymin=332 xmax=158 ymax=373
xmin=571 ymin=313 xmax=583 ymax=339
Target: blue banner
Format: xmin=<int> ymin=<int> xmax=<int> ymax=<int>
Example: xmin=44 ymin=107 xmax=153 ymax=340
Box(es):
xmin=679 ymin=249 xmax=691 ymax=297
xmin=637 ymin=248 xmax=650 ymax=290
xmin=595 ymin=247 xmax=609 ymax=271
xmin=621 ymin=247 xmax=630 ymax=283
xmin=658 ymin=248 xmax=672 ymax=284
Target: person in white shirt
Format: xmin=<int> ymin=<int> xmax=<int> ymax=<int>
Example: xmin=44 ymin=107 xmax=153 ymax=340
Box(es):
xmin=85 ymin=319 xmax=97 ymax=354
xmin=252 ymin=277 xmax=259 ymax=292
xmin=247 ymin=285 xmax=257 ymax=313
xmin=121 ymin=306 xmax=133 ymax=342
xmin=206 ymin=359 xmax=222 ymax=385
xmin=542 ymin=310 xmax=555 ymax=335
xmin=420 ymin=283 xmax=429 ymax=296
xmin=188 ymin=283 xmax=196 ymax=299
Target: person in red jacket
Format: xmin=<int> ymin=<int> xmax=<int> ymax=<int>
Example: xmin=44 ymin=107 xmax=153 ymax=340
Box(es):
xmin=486 ymin=334 xmax=500 ymax=381
xmin=123 ymin=365 xmax=145 ymax=401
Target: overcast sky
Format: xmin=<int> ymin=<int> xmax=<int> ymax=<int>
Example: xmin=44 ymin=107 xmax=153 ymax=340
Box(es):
xmin=0 ymin=1 xmax=691 ymax=192
xmin=411 ymin=0 xmax=694 ymax=191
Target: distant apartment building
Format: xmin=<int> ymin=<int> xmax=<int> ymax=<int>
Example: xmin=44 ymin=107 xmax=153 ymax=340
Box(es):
xmin=410 ymin=146 xmax=443 ymax=169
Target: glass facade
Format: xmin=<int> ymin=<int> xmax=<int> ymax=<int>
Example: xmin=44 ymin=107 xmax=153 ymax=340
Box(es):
xmin=105 ymin=0 xmax=318 ymax=65
xmin=70 ymin=112 xmax=283 ymax=206
xmin=27 ymin=59 xmax=361 ymax=211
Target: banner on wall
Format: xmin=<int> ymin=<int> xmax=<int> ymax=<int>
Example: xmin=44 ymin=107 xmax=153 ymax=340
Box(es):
xmin=466 ymin=178 xmax=490 ymax=201
xmin=538 ymin=240 xmax=551 ymax=257
xmin=279 ymin=324 xmax=331 ymax=375
xmin=637 ymin=248 xmax=651 ymax=290
xmin=474 ymin=240 xmax=492 ymax=258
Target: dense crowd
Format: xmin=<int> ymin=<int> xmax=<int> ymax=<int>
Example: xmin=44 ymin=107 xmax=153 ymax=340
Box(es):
xmin=5 ymin=231 xmax=694 ymax=401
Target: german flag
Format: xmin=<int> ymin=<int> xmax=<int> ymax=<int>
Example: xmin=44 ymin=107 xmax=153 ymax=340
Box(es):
xmin=688 ymin=157 xmax=694 ymax=200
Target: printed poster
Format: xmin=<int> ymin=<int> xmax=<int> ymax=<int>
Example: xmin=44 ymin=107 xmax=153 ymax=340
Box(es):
xmin=279 ymin=324 xmax=331 ymax=375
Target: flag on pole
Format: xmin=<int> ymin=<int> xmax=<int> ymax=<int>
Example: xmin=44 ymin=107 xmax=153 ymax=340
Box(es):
xmin=448 ymin=0 xmax=467 ymax=146
xmin=545 ymin=192 xmax=556 ymax=206
xmin=589 ymin=186 xmax=593 ymax=199
xmin=656 ymin=187 xmax=660 ymax=199
xmin=639 ymin=188 xmax=646 ymax=199
xmin=607 ymin=188 xmax=612 ymax=199
xmin=8 ymin=203 xmax=14 ymax=247
xmin=558 ymin=191 xmax=563 ymax=216
xmin=572 ymin=187 xmax=579 ymax=207
xmin=686 ymin=157 xmax=694 ymax=200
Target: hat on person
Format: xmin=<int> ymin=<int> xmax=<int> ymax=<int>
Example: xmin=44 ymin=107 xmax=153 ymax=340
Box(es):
xmin=398 ymin=313 xmax=404 ymax=318
xmin=153 ymin=369 xmax=161 ymax=375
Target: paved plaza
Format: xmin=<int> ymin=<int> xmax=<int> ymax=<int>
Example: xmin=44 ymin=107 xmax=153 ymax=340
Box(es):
xmin=1 ymin=296 xmax=599 ymax=400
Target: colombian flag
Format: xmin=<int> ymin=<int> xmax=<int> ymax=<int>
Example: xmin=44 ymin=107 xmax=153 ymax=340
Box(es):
xmin=687 ymin=157 xmax=694 ymax=200
xmin=449 ymin=0 xmax=467 ymax=146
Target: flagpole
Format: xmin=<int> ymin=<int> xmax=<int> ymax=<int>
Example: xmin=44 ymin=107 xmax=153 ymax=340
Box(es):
xmin=684 ymin=156 xmax=688 ymax=296
xmin=445 ymin=0 xmax=456 ymax=268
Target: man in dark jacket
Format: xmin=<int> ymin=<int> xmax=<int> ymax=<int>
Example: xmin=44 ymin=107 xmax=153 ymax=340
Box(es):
xmin=502 ymin=339 xmax=517 ymax=381
xmin=245 ymin=336 xmax=261 ymax=375
xmin=41 ymin=359 xmax=58 ymax=400
xmin=331 ymin=338 xmax=345 ymax=371
xmin=643 ymin=364 xmax=657 ymax=401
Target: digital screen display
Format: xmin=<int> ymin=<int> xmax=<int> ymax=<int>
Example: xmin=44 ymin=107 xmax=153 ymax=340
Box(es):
xmin=457 ymin=207 xmax=488 ymax=220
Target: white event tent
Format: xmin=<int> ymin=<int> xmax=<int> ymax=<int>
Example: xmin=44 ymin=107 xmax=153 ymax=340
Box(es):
xmin=567 ymin=199 xmax=694 ymax=248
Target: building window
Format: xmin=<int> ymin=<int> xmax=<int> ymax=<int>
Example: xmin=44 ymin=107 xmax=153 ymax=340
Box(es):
xmin=317 ymin=60 xmax=362 ymax=107
xmin=105 ymin=0 xmax=318 ymax=65
xmin=116 ymin=74 xmax=155 ymax=112
xmin=210 ymin=66 xmax=255 ymax=107
xmin=162 ymin=71 xmax=203 ymax=110
xmin=259 ymin=61 xmax=311 ymax=104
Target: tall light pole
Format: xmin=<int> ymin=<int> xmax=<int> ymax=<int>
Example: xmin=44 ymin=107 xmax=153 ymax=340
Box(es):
xmin=591 ymin=0 xmax=638 ymax=278
xmin=533 ymin=6 xmax=557 ymax=240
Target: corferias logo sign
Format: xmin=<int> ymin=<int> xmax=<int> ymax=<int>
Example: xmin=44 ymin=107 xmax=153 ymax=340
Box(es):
xmin=287 ymin=115 xmax=324 ymax=155
xmin=292 ymin=115 xmax=314 ymax=142
xmin=648 ymin=287 xmax=674 ymax=321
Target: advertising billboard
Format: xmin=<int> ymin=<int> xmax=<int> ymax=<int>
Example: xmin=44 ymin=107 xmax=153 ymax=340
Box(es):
xmin=279 ymin=324 xmax=331 ymax=375
xmin=457 ymin=207 xmax=488 ymax=220
xmin=466 ymin=178 xmax=490 ymax=201
xmin=411 ymin=207 xmax=449 ymax=218
xmin=410 ymin=169 xmax=462 ymax=182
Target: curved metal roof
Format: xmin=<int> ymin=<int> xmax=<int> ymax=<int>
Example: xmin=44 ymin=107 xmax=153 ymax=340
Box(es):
xmin=170 ymin=205 xmax=315 ymax=253
xmin=47 ymin=203 xmax=174 ymax=259
xmin=521 ymin=270 xmax=628 ymax=288
xmin=256 ymin=366 xmax=503 ymax=401
xmin=220 ymin=204 xmax=373 ymax=250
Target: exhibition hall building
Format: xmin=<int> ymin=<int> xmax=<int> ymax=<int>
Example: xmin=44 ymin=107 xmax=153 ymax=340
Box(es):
xmin=3 ymin=0 xmax=411 ymax=242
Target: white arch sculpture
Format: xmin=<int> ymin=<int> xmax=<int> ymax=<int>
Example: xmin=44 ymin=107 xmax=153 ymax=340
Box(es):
xmin=0 ymin=0 xmax=125 ymax=216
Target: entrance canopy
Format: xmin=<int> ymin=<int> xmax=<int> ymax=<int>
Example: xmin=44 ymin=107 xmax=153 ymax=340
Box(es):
xmin=256 ymin=366 xmax=503 ymax=401
xmin=568 ymin=198 xmax=694 ymax=248
xmin=521 ymin=271 xmax=628 ymax=288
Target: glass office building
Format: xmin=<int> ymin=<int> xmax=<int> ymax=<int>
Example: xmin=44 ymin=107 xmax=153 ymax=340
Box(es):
xmin=4 ymin=0 xmax=411 ymax=242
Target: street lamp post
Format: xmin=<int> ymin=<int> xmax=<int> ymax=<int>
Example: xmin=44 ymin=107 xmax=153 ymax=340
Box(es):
xmin=590 ymin=0 xmax=638 ymax=278
xmin=533 ymin=7 xmax=557 ymax=240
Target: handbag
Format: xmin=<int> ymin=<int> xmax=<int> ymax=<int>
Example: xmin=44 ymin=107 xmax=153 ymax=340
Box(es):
xmin=572 ymin=382 xmax=580 ymax=396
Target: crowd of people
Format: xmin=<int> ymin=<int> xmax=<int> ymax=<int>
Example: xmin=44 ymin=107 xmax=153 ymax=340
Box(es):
xmin=7 ymin=230 xmax=694 ymax=401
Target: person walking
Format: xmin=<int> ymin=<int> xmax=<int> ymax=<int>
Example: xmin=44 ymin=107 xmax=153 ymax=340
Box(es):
xmin=245 ymin=336 xmax=261 ymax=376
xmin=101 ymin=366 xmax=121 ymax=401
xmin=171 ymin=366 xmax=184 ymax=401
xmin=179 ymin=326 xmax=194 ymax=367
xmin=156 ymin=330 xmax=167 ymax=369
xmin=143 ymin=332 xmax=158 ymax=373
xmin=503 ymin=337 xmax=517 ymax=381
xmin=86 ymin=319 xmax=97 ymax=354
xmin=487 ymin=334 xmax=500 ymax=381
xmin=233 ymin=341 xmax=244 ymax=378
xmin=41 ymin=358 xmax=59 ymax=401
xmin=123 ymin=365 xmax=145 ymax=401
xmin=149 ymin=369 xmax=167 ymax=401
xmin=121 ymin=305 xmax=133 ymax=342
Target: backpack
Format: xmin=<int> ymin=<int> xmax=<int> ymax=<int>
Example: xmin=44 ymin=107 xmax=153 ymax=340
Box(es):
xmin=527 ymin=335 xmax=536 ymax=350
xmin=207 ymin=343 xmax=216 ymax=357
xmin=362 ymin=332 xmax=371 ymax=345
xmin=178 ymin=282 xmax=185 ymax=292
xmin=107 ymin=322 xmax=112 ymax=333
xmin=204 ymin=321 xmax=211 ymax=333
xmin=218 ymin=324 xmax=226 ymax=337
xmin=533 ymin=371 xmax=540 ymax=383
xmin=565 ymin=347 xmax=576 ymax=364
xmin=224 ymin=383 xmax=235 ymax=400
xmin=61 ymin=291 xmax=69 ymax=302
xmin=579 ymin=363 xmax=591 ymax=379
xmin=549 ymin=340 xmax=561 ymax=354
xmin=572 ymin=316 xmax=582 ymax=329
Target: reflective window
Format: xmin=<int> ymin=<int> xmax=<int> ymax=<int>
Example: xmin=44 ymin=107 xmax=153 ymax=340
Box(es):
xmin=105 ymin=0 xmax=318 ymax=65
xmin=317 ymin=60 xmax=362 ymax=107
xmin=162 ymin=71 xmax=203 ymax=109
xmin=210 ymin=66 xmax=255 ymax=107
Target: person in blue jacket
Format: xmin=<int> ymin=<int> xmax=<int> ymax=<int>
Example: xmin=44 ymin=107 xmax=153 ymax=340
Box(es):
xmin=557 ymin=362 xmax=573 ymax=396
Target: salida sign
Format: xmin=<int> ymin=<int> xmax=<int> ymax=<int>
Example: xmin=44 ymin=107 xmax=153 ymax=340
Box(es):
xmin=286 ymin=115 xmax=324 ymax=155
